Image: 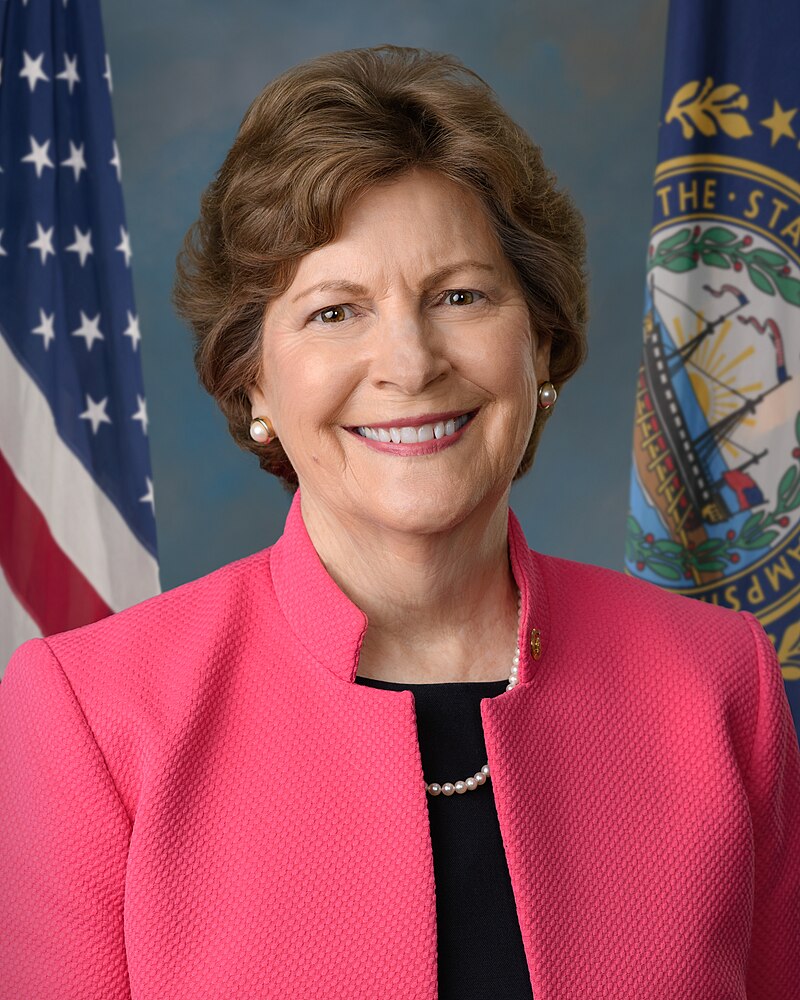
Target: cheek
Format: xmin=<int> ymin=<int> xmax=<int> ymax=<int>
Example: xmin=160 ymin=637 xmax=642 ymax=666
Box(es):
xmin=466 ymin=331 xmax=534 ymax=395
xmin=269 ymin=341 xmax=356 ymax=424
xmin=478 ymin=338 xmax=538 ymax=432
xmin=501 ymin=347 xmax=535 ymax=392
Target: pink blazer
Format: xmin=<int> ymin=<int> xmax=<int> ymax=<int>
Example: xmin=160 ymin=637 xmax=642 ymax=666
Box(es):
xmin=1 ymin=488 xmax=799 ymax=998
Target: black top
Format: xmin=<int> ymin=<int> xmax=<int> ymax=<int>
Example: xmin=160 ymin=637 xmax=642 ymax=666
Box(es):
xmin=354 ymin=674 xmax=534 ymax=1000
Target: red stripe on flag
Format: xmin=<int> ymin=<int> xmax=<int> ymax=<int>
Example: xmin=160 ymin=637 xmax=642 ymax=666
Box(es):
xmin=0 ymin=447 xmax=112 ymax=635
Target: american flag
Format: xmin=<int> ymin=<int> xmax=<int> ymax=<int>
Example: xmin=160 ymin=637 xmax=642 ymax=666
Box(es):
xmin=0 ymin=0 xmax=160 ymax=673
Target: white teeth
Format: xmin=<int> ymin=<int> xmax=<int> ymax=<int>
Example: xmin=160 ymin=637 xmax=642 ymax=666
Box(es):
xmin=355 ymin=411 xmax=474 ymax=444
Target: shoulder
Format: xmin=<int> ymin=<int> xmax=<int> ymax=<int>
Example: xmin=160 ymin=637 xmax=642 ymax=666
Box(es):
xmin=536 ymin=548 xmax=746 ymax=629
xmin=1 ymin=547 xmax=279 ymax=826
xmin=533 ymin=548 xmax=755 ymax=671
xmin=3 ymin=546 xmax=280 ymax=794
xmin=43 ymin=546 xmax=275 ymax=665
xmin=533 ymin=550 xmax=766 ymax=764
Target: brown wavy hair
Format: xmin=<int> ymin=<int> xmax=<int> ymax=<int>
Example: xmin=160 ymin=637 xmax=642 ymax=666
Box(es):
xmin=173 ymin=44 xmax=589 ymax=493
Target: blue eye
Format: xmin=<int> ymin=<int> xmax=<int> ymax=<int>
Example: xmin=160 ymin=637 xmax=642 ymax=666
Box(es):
xmin=310 ymin=304 xmax=356 ymax=324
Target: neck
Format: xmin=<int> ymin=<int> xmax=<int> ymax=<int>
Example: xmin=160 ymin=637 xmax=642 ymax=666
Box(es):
xmin=298 ymin=489 xmax=520 ymax=684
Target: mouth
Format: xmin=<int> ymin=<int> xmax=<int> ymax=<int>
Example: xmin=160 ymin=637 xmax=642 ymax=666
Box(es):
xmin=345 ymin=408 xmax=480 ymax=445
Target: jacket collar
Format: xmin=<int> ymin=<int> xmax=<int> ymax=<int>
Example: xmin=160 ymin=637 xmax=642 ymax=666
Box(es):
xmin=270 ymin=488 xmax=551 ymax=686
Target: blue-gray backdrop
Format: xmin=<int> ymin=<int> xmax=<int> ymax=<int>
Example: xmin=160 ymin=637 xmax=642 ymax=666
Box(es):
xmin=103 ymin=0 xmax=669 ymax=591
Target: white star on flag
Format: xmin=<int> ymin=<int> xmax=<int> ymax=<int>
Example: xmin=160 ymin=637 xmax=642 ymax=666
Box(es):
xmin=28 ymin=222 xmax=55 ymax=264
xmin=21 ymin=136 xmax=54 ymax=178
xmin=65 ymin=225 xmax=93 ymax=266
xmin=0 ymin=230 xmax=7 ymax=256
xmin=79 ymin=394 xmax=112 ymax=434
xmin=61 ymin=141 xmax=87 ymax=181
xmin=139 ymin=476 xmax=155 ymax=513
xmin=131 ymin=394 xmax=148 ymax=435
xmin=116 ymin=225 xmax=132 ymax=266
xmin=123 ymin=310 xmax=141 ymax=350
xmin=19 ymin=51 xmax=49 ymax=92
xmin=103 ymin=52 xmax=113 ymax=93
xmin=71 ymin=310 xmax=104 ymax=350
xmin=55 ymin=53 xmax=80 ymax=94
xmin=31 ymin=309 xmax=56 ymax=350
xmin=110 ymin=139 xmax=121 ymax=181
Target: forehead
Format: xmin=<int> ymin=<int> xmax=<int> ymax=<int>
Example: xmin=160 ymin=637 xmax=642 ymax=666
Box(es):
xmin=288 ymin=169 xmax=507 ymax=288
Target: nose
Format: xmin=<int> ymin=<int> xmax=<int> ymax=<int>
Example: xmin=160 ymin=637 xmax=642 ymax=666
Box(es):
xmin=369 ymin=304 xmax=451 ymax=395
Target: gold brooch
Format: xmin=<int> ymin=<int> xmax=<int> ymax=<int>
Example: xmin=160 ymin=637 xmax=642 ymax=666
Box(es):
xmin=530 ymin=628 xmax=542 ymax=660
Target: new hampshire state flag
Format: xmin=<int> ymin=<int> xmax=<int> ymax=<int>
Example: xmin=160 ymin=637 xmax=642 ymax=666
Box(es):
xmin=625 ymin=0 xmax=800 ymax=730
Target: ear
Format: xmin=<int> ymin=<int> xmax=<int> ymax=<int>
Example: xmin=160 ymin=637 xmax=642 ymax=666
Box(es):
xmin=534 ymin=327 xmax=553 ymax=384
xmin=246 ymin=383 xmax=270 ymax=418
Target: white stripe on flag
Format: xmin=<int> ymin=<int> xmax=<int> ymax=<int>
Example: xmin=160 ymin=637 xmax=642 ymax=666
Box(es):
xmin=0 ymin=563 xmax=41 ymax=678
xmin=0 ymin=333 xmax=161 ymax=611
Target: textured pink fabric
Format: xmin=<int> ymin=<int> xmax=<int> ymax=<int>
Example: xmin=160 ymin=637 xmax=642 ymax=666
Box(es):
xmin=1 ymin=487 xmax=799 ymax=998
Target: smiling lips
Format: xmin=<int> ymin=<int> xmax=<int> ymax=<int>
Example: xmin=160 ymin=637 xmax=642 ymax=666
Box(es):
xmin=346 ymin=408 xmax=479 ymax=451
xmin=356 ymin=412 xmax=473 ymax=443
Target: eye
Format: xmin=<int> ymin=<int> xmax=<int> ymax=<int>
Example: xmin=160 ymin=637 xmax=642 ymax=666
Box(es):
xmin=441 ymin=289 xmax=485 ymax=306
xmin=310 ymin=303 xmax=356 ymax=324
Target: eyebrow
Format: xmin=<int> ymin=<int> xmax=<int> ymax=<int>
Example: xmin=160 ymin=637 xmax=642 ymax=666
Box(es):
xmin=290 ymin=259 xmax=500 ymax=304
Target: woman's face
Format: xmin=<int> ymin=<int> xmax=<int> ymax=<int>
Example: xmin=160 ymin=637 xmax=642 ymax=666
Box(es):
xmin=249 ymin=167 xmax=552 ymax=534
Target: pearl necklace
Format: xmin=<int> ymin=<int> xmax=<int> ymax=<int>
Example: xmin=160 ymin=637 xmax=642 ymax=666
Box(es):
xmin=425 ymin=588 xmax=522 ymax=797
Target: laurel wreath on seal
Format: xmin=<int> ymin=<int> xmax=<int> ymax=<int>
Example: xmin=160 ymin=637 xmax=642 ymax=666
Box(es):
xmin=665 ymin=78 xmax=752 ymax=139
xmin=647 ymin=225 xmax=800 ymax=307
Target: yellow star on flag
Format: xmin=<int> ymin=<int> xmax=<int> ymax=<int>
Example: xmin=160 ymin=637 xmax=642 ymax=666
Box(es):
xmin=759 ymin=99 xmax=797 ymax=146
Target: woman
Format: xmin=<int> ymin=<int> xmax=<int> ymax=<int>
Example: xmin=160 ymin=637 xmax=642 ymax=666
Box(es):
xmin=1 ymin=44 xmax=798 ymax=1000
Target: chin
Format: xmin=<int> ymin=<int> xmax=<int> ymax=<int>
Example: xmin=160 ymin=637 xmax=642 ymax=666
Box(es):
xmin=358 ymin=480 xmax=485 ymax=534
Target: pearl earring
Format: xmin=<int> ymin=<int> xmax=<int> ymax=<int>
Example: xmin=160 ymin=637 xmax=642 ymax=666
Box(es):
xmin=537 ymin=381 xmax=557 ymax=409
xmin=249 ymin=416 xmax=276 ymax=444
